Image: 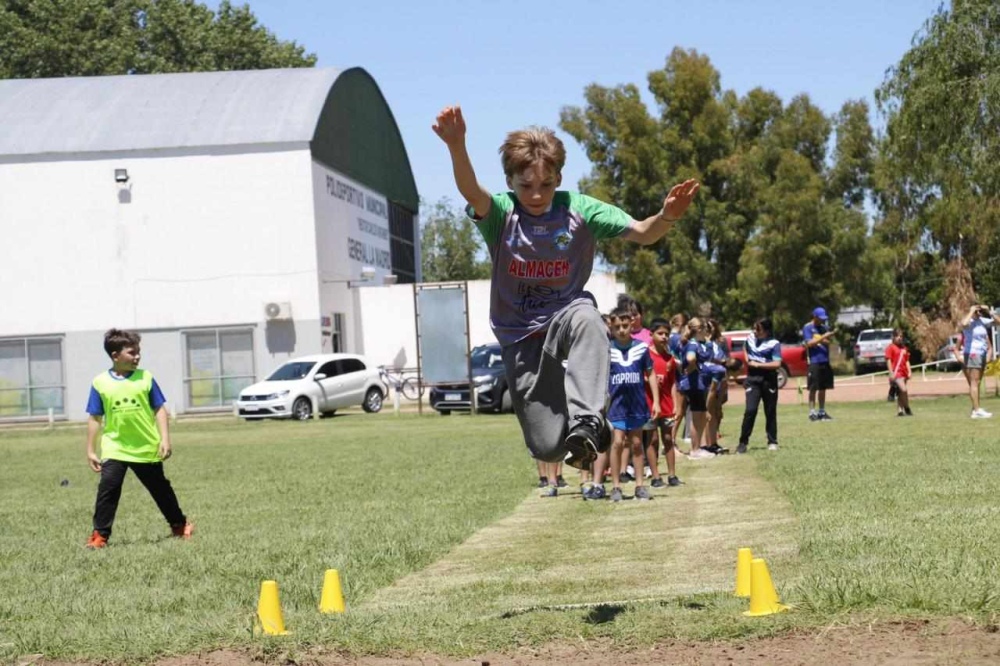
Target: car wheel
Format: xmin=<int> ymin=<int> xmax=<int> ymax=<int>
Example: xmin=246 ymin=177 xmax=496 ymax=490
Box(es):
xmin=292 ymin=397 xmax=313 ymax=421
xmin=362 ymin=387 xmax=383 ymax=413
xmin=776 ymin=366 xmax=789 ymax=390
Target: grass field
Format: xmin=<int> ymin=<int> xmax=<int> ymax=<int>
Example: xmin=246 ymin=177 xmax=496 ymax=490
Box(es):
xmin=2 ymin=395 xmax=1000 ymax=662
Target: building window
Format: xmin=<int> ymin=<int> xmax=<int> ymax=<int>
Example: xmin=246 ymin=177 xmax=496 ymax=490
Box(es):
xmin=389 ymin=201 xmax=416 ymax=284
xmin=331 ymin=313 xmax=345 ymax=353
xmin=183 ymin=328 xmax=255 ymax=409
xmin=0 ymin=337 xmax=65 ymax=418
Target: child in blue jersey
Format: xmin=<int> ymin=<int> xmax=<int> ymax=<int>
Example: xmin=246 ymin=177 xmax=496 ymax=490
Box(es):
xmin=84 ymin=329 xmax=192 ymax=549
xmin=668 ymin=313 xmax=689 ymax=452
xmin=596 ymin=308 xmax=659 ymax=502
xmin=960 ymin=304 xmax=995 ymax=419
xmin=803 ymin=307 xmax=836 ymax=421
xmin=433 ymin=105 xmax=698 ymax=471
xmin=679 ymin=318 xmax=714 ymax=460
xmin=738 ymin=318 xmax=782 ymax=453
xmin=701 ymin=320 xmax=730 ymax=455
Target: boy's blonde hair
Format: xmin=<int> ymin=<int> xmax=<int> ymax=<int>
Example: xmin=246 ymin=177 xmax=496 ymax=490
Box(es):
xmin=499 ymin=127 xmax=566 ymax=178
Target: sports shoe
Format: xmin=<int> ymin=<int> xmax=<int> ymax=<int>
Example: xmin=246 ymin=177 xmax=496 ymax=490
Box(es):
xmin=905 ymin=407 xmax=913 ymax=416
xmin=585 ymin=484 xmax=607 ymax=501
xmin=767 ymin=443 xmax=779 ymax=451
xmin=619 ymin=472 xmax=634 ymax=484
xmin=897 ymin=410 xmax=905 ymax=417
xmin=85 ymin=530 xmax=108 ymax=549
xmin=626 ymin=464 xmax=636 ymax=478
xmin=809 ymin=412 xmax=819 ymax=422
xmin=819 ymin=411 xmax=833 ymax=421
xmin=610 ymin=487 xmax=623 ymax=502
xmin=643 ymin=466 xmax=652 ymax=479
xmin=564 ymin=414 xmax=605 ymax=469
xmin=705 ymin=443 xmax=729 ymax=455
xmin=540 ymin=485 xmax=558 ymax=498
xmin=650 ymin=477 xmax=666 ymax=488
xmin=537 ymin=476 xmax=549 ymax=488
xmin=667 ymin=475 xmax=683 ymax=487
xmin=736 ymin=442 xmax=748 ymax=454
xmin=689 ymin=448 xmax=715 ymax=459
xmin=634 ymin=486 xmax=652 ymax=501
xmin=972 ymin=408 xmax=993 ymax=419
xmin=170 ymin=522 xmax=194 ymax=539
xmin=555 ymin=475 xmax=567 ymax=488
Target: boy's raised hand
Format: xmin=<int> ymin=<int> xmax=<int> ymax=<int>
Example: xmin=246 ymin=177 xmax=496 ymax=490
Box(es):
xmin=432 ymin=105 xmax=467 ymax=147
xmin=661 ymin=179 xmax=701 ymax=221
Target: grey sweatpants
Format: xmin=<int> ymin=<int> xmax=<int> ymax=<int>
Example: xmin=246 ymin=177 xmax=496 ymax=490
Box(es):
xmin=501 ymin=298 xmax=610 ymax=462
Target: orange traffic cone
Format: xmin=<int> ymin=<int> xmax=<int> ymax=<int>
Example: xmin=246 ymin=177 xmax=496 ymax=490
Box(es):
xmin=742 ymin=558 xmax=789 ymax=617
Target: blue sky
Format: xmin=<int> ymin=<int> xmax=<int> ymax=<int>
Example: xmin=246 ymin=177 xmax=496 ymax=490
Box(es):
xmin=222 ymin=0 xmax=943 ymax=211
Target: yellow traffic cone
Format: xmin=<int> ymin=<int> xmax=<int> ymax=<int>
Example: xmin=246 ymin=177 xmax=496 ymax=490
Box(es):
xmin=743 ymin=558 xmax=789 ymax=617
xmin=319 ymin=569 xmax=346 ymax=614
xmin=256 ymin=580 xmax=290 ymax=635
xmin=735 ymin=547 xmax=753 ymax=598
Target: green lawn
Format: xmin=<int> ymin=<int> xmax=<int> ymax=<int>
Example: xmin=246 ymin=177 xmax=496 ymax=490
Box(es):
xmin=1 ymin=396 xmax=1000 ymax=661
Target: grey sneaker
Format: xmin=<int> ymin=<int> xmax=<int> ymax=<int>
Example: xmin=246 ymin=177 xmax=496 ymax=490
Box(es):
xmin=540 ymin=485 xmax=558 ymax=498
xmin=667 ymin=475 xmax=683 ymax=487
xmin=610 ymin=487 xmax=623 ymax=502
xmin=736 ymin=442 xmax=748 ymax=454
xmin=585 ymin=484 xmax=606 ymax=501
xmin=650 ymin=477 xmax=666 ymax=488
xmin=634 ymin=486 xmax=652 ymax=501
xmin=767 ymin=443 xmax=779 ymax=451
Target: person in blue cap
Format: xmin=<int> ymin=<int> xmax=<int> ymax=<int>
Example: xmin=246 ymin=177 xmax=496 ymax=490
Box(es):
xmin=803 ymin=307 xmax=836 ymax=421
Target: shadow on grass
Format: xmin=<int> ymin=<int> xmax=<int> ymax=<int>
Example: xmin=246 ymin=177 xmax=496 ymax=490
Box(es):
xmin=584 ymin=604 xmax=627 ymax=624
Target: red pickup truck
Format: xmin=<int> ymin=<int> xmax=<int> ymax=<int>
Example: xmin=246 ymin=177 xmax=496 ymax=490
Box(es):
xmin=722 ymin=330 xmax=809 ymax=389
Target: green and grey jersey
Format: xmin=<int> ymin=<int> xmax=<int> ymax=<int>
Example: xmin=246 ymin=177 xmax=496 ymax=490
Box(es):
xmin=469 ymin=191 xmax=631 ymax=347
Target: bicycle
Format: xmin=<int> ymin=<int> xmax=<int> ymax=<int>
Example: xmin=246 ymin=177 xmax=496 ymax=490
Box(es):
xmin=378 ymin=366 xmax=424 ymax=400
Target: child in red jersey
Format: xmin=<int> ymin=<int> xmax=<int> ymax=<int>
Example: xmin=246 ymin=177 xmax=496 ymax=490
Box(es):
xmin=644 ymin=318 xmax=682 ymax=487
xmin=885 ymin=328 xmax=913 ymax=417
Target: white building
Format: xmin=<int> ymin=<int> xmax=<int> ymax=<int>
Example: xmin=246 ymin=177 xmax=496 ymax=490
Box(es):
xmin=0 ymin=68 xmax=419 ymax=421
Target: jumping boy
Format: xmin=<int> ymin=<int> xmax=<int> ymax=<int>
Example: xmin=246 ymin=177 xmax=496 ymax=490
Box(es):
xmin=84 ymin=329 xmax=193 ymax=548
xmin=433 ymin=105 xmax=698 ymax=469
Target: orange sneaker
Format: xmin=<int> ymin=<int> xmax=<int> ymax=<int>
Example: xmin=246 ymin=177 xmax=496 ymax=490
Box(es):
xmin=85 ymin=531 xmax=108 ymax=549
xmin=170 ymin=522 xmax=194 ymax=539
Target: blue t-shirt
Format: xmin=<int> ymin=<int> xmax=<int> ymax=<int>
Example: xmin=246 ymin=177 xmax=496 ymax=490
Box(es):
xmin=700 ymin=340 xmax=727 ymax=384
xmin=87 ymin=371 xmax=167 ymax=415
xmin=668 ymin=331 xmax=684 ymax=358
xmin=607 ymin=339 xmax=653 ymax=423
xmin=746 ymin=333 xmax=782 ymax=375
xmin=678 ymin=340 xmax=712 ymax=392
xmin=963 ymin=317 xmax=993 ymax=357
xmin=802 ymin=322 xmax=830 ymax=364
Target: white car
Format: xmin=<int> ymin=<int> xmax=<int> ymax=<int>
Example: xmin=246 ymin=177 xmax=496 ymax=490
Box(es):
xmin=236 ymin=353 xmax=385 ymax=420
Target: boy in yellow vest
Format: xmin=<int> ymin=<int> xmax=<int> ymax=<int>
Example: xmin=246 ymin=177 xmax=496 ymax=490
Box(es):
xmin=85 ymin=329 xmax=192 ymax=549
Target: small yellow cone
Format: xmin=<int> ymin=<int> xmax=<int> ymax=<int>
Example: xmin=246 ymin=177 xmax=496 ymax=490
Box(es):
xmin=319 ymin=569 xmax=346 ymax=614
xmin=743 ymin=558 xmax=789 ymax=617
xmin=735 ymin=547 xmax=753 ymax=597
xmin=256 ymin=580 xmax=290 ymax=635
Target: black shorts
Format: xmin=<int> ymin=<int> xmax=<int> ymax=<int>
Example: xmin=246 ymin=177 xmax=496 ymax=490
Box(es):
xmin=807 ymin=363 xmax=834 ymax=391
xmin=684 ymin=389 xmax=707 ymax=412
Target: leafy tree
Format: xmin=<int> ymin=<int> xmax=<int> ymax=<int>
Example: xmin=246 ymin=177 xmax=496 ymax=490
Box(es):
xmin=0 ymin=0 xmax=315 ymax=78
xmin=420 ymin=198 xmax=491 ymax=283
xmin=876 ymin=0 xmax=1000 ymax=305
xmin=562 ymin=48 xmax=884 ymax=331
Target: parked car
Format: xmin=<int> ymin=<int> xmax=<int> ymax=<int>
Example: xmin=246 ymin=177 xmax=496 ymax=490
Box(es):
xmin=235 ymin=353 xmax=385 ymax=420
xmin=935 ymin=334 xmax=962 ymax=371
xmin=429 ymin=343 xmax=512 ymax=415
xmin=853 ymin=328 xmax=894 ymax=374
xmin=722 ymin=330 xmax=808 ymax=390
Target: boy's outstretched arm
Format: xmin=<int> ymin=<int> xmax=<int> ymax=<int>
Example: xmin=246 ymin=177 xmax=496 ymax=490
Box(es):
xmin=621 ymin=179 xmax=701 ymax=245
xmin=433 ymin=105 xmax=492 ymax=217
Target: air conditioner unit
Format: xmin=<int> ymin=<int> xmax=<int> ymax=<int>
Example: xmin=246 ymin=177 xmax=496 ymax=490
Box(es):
xmin=263 ymin=301 xmax=292 ymax=320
